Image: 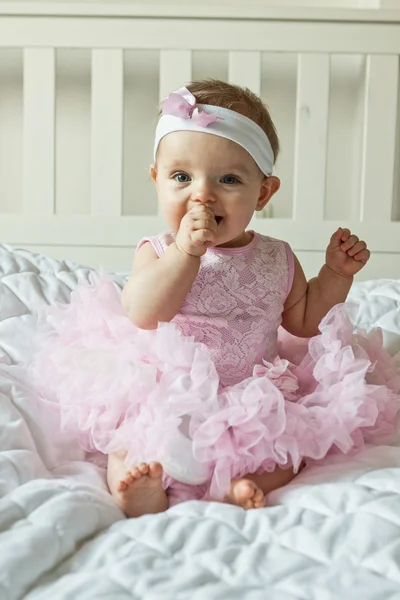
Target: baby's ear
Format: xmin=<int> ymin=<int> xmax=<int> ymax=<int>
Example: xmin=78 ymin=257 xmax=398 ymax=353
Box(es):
xmin=256 ymin=176 xmax=280 ymax=211
xmin=150 ymin=164 xmax=157 ymax=182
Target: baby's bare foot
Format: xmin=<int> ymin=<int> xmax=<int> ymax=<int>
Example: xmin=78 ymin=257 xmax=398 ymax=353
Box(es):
xmin=110 ymin=461 xmax=168 ymax=518
xmin=225 ymin=478 xmax=265 ymax=510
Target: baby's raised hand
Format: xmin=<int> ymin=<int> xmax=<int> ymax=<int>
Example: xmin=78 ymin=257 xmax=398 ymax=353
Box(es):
xmin=175 ymin=205 xmax=218 ymax=257
xmin=325 ymin=227 xmax=370 ymax=277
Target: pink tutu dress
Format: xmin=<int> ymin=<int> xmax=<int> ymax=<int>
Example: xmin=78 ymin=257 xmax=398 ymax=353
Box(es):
xmin=31 ymin=231 xmax=400 ymax=502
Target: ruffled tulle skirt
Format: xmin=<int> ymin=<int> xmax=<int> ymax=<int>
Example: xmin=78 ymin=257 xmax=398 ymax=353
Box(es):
xmin=30 ymin=275 xmax=400 ymax=500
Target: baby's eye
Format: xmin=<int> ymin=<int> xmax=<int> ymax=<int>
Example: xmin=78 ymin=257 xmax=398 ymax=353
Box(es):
xmin=221 ymin=175 xmax=240 ymax=185
xmin=174 ymin=173 xmax=191 ymax=183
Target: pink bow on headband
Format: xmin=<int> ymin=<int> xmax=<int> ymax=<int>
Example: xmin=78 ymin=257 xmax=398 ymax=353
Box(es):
xmin=162 ymin=86 xmax=222 ymax=127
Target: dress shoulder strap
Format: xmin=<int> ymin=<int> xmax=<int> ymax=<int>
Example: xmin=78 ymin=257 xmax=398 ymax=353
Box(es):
xmin=257 ymin=234 xmax=295 ymax=298
xmin=136 ymin=232 xmax=174 ymax=258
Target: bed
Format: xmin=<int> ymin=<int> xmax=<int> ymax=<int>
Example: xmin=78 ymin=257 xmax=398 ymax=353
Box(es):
xmin=1 ymin=243 xmax=400 ymax=599
xmin=1 ymin=1 xmax=400 ymax=598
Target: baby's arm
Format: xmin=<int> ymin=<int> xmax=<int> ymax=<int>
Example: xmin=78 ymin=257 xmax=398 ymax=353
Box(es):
xmin=122 ymin=242 xmax=200 ymax=329
xmin=122 ymin=205 xmax=218 ymax=329
xmin=282 ymin=227 xmax=370 ymax=337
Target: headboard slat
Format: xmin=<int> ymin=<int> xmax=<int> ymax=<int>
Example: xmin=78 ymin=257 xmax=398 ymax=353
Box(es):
xmin=159 ymin=50 xmax=192 ymax=102
xmin=228 ymin=51 xmax=262 ymax=96
xmin=360 ymin=53 xmax=399 ymax=223
xmin=23 ymin=48 xmax=55 ymax=215
xmin=293 ymin=53 xmax=330 ymax=222
xmin=90 ymin=49 xmax=124 ymax=217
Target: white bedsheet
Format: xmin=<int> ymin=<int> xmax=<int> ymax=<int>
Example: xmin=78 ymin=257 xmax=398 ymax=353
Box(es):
xmin=1 ymin=243 xmax=400 ymax=600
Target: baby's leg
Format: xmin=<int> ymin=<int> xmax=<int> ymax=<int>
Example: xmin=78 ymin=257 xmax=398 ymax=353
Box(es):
xmin=107 ymin=451 xmax=168 ymax=518
xmin=225 ymin=465 xmax=299 ymax=510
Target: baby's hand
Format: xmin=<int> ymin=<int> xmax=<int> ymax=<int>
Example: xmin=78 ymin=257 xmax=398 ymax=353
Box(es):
xmin=325 ymin=227 xmax=370 ymax=277
xmin=175 ymin=206 xmax=218 ymax=257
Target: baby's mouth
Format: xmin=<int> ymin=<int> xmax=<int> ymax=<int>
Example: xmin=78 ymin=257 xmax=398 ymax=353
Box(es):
xmin=215 ymin=216 xmax=223 ymax=225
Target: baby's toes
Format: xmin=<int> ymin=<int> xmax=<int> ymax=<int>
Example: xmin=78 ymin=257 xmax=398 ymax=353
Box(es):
xmin=117 ymin=473 xmax=134 ymax=492
xmin=124 ymin=472 xmax=134 ymax=485
xmin=137 ymin=462 xmax=149 ymax=476
xmin=253 ymin=488 xmax=264 ymax=505
xmin=253 ymin=497 xmax=265 ymax=509
xmin=244 ymin=481 xmax=256 ymax=499
xmin=236 ymin=481 xmax=255 ymax=507
xmin=243 ymin=482 xmax=264 ymax=509
xmin=131 ymin=467 xmax=142 ymax=480
xmin=117 ymin=480 xmax=128 ymax=492
xmin=148 ymin=462 xmax=163 ymax=479
xmin=243 ymin=498 xmax=254 ymax=510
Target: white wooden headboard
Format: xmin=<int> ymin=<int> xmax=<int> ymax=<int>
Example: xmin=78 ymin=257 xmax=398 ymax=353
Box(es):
xmin=0 ymin=2 xmax=399 ymax=280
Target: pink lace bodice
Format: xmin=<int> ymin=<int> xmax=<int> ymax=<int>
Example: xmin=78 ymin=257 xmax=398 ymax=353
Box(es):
xmin=138 ymin=231 xmax=294 ymax=387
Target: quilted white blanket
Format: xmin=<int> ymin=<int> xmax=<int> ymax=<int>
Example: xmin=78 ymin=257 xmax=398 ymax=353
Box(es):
xmin=1 ymin=244 xmax=400 ymax=600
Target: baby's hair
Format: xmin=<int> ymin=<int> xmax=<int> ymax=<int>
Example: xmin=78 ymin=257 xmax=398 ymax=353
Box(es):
xmin=186 ymin=79 xmax=280 ymax=163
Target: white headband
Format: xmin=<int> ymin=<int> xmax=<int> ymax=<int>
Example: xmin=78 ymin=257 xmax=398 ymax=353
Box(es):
xmin=154 ymin=87 xmax=274 ymax=176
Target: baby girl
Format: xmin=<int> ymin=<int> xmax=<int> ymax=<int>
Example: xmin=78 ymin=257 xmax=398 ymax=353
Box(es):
xmin=32 ymin=79 xmax=400 ymax=518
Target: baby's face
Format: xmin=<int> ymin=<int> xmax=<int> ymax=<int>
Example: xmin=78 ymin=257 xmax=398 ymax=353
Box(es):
xmin=152 ymin=131 xmax=271 ymax=247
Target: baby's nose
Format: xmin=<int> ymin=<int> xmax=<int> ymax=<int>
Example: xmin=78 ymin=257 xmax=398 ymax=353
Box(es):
xmin=192 ymin=182 xmax=217 ymax=204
